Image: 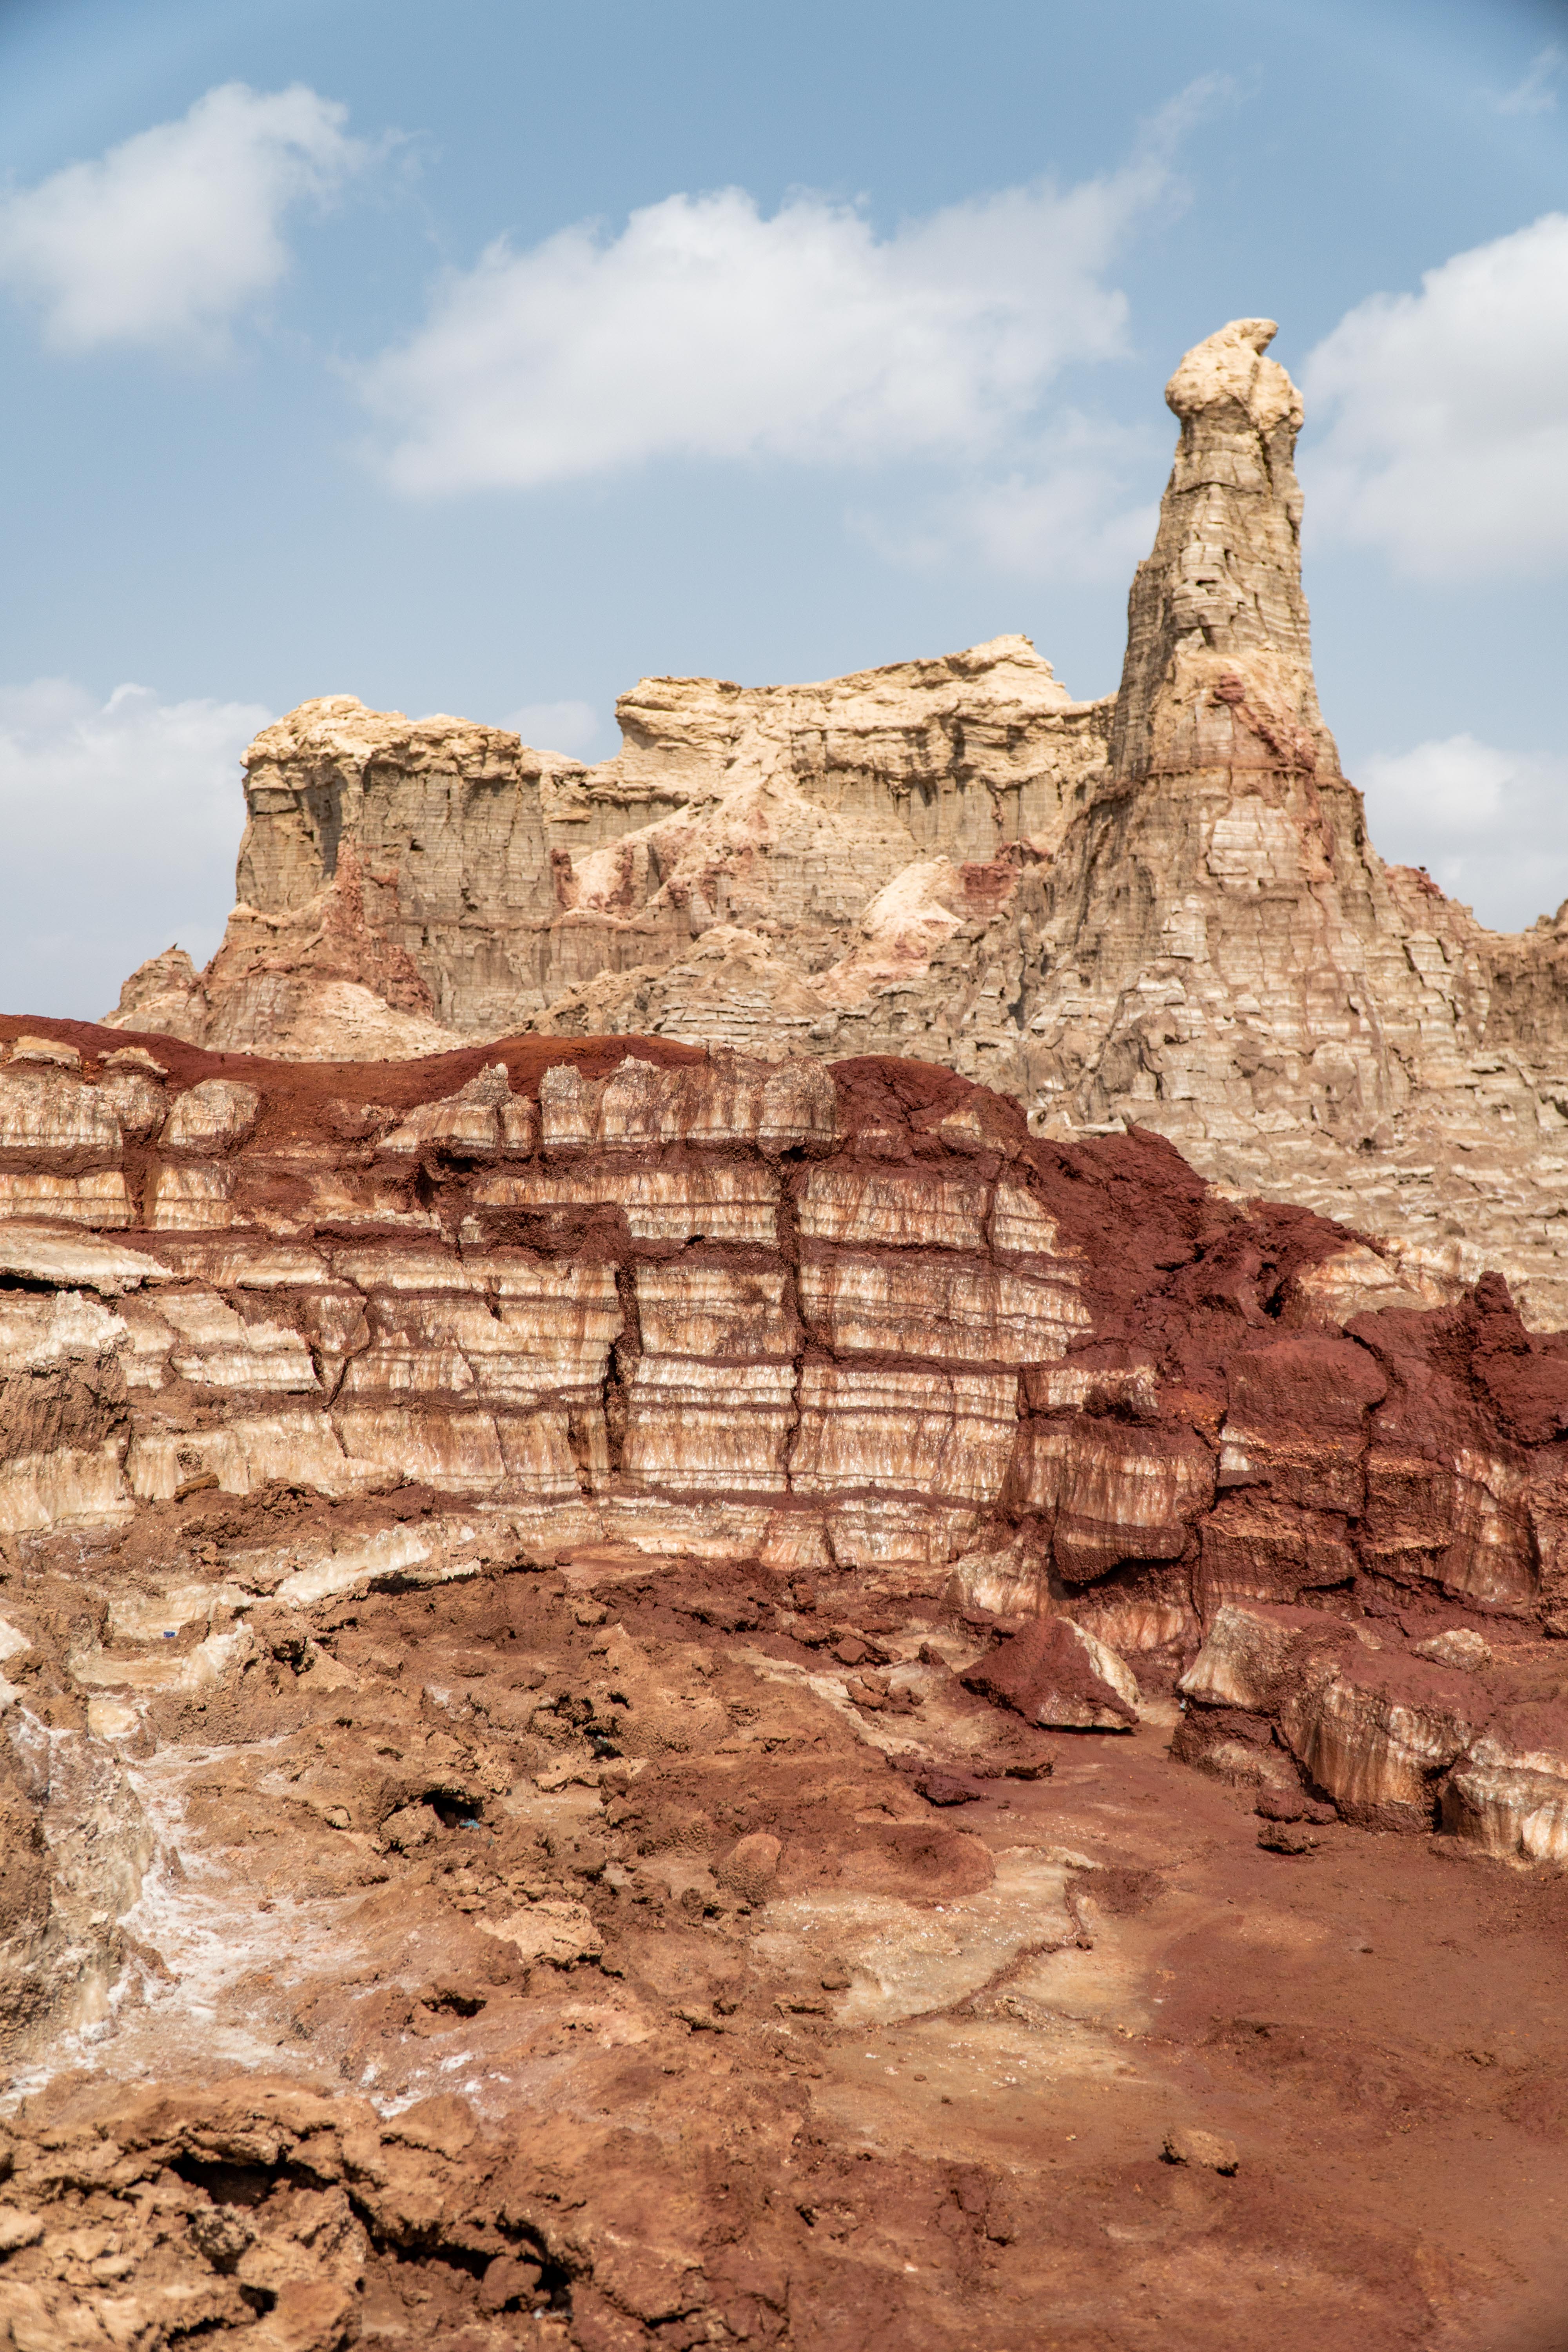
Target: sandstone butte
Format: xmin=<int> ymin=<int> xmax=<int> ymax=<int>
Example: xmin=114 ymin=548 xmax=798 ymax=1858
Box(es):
xmin=109 ymin=318 xmax=1568 ymax=1332
xmin=0 ymin=325 xmax=1564 ymax=2351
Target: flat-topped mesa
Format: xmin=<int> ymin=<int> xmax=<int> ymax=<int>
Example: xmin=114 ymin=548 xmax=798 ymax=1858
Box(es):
xmin=108 ymin=636 xmax=1112 ymax=1053
xmin=1110 ymin=319 xmax=1339 ymax=786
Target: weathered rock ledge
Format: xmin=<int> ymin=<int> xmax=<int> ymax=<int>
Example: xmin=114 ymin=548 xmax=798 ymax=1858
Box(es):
xmin=107 ymin=321 xmax=1568 ymax=1330
xmin=5 ymin=1021 xmax=1568 ymax=2344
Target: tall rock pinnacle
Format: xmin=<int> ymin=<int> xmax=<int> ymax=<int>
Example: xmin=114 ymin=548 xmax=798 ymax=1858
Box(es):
xmin=1110 ymin=318 xmax=1338 ymax=784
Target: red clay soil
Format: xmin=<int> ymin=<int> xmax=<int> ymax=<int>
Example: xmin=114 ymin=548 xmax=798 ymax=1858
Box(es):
xmin=4 ymin=1553 xmax=1568 ymax=2352
xmin=4 ymin=1024 xmax=1568 ymax=2346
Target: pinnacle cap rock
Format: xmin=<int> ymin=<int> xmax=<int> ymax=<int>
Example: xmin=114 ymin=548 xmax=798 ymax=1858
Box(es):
xmin=1164 ymin=316 xmax=1303 ymax=435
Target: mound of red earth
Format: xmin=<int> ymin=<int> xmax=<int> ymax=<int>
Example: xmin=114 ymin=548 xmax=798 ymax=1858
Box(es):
xmin=3 ymin=1018 xmax=1568 ymax=2347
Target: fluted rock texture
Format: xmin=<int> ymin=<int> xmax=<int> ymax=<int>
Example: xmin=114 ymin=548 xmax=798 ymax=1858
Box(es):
xmin=7 ymin=1020 xmax=1568 ymax=2344
xmin=107 ymin=321 xmax=1568 ymax=1330
xmin=9 ymin=1013 xmax=1568 ymax=1807
xmin=109 ymin=637 xmax=1107 ymax=1061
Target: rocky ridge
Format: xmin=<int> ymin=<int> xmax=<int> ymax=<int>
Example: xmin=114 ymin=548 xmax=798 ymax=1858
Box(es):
xmin=108 ymin=319 xmax=1568 ymax=1329
xmin=6 ymin=1021 xmax=1568 ymax=2342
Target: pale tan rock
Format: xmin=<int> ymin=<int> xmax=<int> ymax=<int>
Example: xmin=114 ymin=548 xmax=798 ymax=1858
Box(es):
xmin=163 ymin=1079 xmax=261 ymax=1151
xmin=1012 ymin=1419 xmax=1215 ymax=1582
xmin=796 ymin=1166 xmax=988 ymax=1251
xmin=102 ymin=1044 xmax=167 ymax=1074
xmin=381 ymin=1064 xmax=517 ymax=1156
xmin=0 ymin=1065 xmax=120 ymax=1152
xmin=98 ymin=1066 xmax=167 ymax=1140
xmin=7 ymin=1034 xmax=80 ymax=1068
xmin=0 ymin=1223 xmax=170 ymax=1294
xmin=1413 ymin=1627 xmax=1493 ymax=1671
xmin=715 ymin=1831 xmax=781 ymax=1905
xmin=474 ymin=1160 xmax=780 ymax=1245
xmin=125 ymin=1410 xmax=361 ymax=1501
xmin=797 ymin=1255 xmax=1085 ymax=1363
xmin=148 ymin=1163 xmax=238 ymax=1230
xmin=0 ymin=1171 xmax=132 ymax=1226
xmin=1163 ymin=2125 xmax=1239 ymax=2175
xmin=481 ymin=1899 xmax=603 ymax=1967
xmin=156 ymin=1293 xmax=321 ymax=1393
xmin=789 ymin=1364 xmax=1018 ymax=1507
xmin=0 ymin=1438 xmax=129 ymax=1534
xmin=94 ymin=326 xmax=1568 ymax=1327
xmin=634 ymin=1265 xmax=796 ymax=1359
xmin=1442 ymin=1762 xmax=1568 ymax=1867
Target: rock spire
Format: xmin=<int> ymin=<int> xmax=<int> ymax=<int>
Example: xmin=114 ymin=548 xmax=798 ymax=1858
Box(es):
xmin=1110 ymin=317 xmax=1336 ymax=785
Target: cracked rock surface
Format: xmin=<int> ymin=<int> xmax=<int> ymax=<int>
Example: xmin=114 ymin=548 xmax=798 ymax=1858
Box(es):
xmin=107 ymin=320 xmax=1568 ymax=1328
xmin=4 ymin=1027 xmax=1568 ymax=2343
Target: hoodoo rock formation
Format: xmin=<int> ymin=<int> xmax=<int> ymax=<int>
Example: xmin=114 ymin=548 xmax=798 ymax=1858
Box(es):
xmin=109 ymin=319 xmax=1568 ymax=1330
xmin=16 ymin=323 xmax=1568 ymax=2345
xmin=5 ymin=1020 xmax=1568 ymax=2343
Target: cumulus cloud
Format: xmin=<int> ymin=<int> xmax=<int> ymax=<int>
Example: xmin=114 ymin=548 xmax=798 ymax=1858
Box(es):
xmin=0 ymin=679 xmax=270 ymax=1019
xmin=0 ymin=82 xmax=365 ymax=353
xmin=859 ymin=412 xmax=1161 ymax=584
xmin=1359 ymin=733 xmax=1568 ymax=932
xmin=1303 ymin=213 xmax=1568 ymax=577
xmin=501 ymin=699 xmax=605 ymax=759
xmin=361 ymin=161 xmax=1171 ymax=495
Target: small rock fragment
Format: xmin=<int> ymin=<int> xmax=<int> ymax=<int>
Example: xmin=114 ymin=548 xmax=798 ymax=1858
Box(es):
xmin=480 ymin=2251 xmax=544 ymax=2313
xmin=1255 ymin=1790 xmax=1337 ymax=1826
xmin=716 ymin=1831 xmax=782 ymax=1905
xmin=0 ymin=2205 xmax=43 ymax=2252
xmin=1413 ymin=1627 xmax=1493 ymax=1672
xmin=1258 ymin=1820 xmax=1318 ymax=1855
xmin=962 ymin=1615 xmax=1139 ymax=1732
xmin=916 ymin=1772 xmax=978 ymax=1806
xmin=8 ymin=1035 xmax=78 ymax=1068
xmin=1162 ymin=2127 xmax=1239 ymax=2175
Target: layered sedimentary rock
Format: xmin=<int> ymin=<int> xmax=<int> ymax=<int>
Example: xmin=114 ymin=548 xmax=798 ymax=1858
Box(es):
xmin=108 ymin=320 xmax=1568 ymax=1329
xmin=8 ymin=1021 xmax=1568 ymax=2343
xmin=110 ymin=637 xmax=1106 ymax=1062
xmin=9 ymin=1016 xmax=1568 ymax=1806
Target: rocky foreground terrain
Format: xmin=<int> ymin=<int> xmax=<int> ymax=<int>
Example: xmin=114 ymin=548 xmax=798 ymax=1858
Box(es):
xmin=4 ymin=1020 xmax=1568 ymax=2347
xmin=106 ymin=319 xmax=1568 ymax=1327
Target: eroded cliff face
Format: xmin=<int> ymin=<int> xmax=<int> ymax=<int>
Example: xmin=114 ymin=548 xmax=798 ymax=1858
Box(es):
xmin=7 ymin=1021 xmax=1568 ymax=2345
xmin=108 ymin=637 xmax=1109 ymax=1063
xmin=106 ymin=322 xmax=1568 ymax=1334
xmin=9 ymin=1016 xmax=1568 ymax=1861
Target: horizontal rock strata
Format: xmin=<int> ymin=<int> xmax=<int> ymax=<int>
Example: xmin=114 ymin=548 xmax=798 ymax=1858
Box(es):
xmin=6 ymin=1024 xmax=1568 ymax=2343
xmin=109 ymin=322 xmax=1568 ymax=1328
xmin=7 ymin=1016 xmax=1568 ymax=1854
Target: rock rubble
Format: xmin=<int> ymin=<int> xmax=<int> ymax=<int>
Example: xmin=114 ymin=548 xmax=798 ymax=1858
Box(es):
xmin=5 ymin=1022 xmax=1568 ymax=2341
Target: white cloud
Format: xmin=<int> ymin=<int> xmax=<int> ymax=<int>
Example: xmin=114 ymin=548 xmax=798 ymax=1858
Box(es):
xmin=860 ymin=412 xmax=1160 ymax=584
xmin=1359 ymin=733 xmax=1568 ymax=931
xmin=0 ymin=83 xmax=365 ymax=353
xmin=1495 ymin=46 xmax=1563 ymax=115
xmin=1303 ymin=213 xmax=1568 ymax=577
xmin=0 ymin=679 xmax=269 ymax=1019
xmin=361 ymin=162 xmax=1171 ymax=495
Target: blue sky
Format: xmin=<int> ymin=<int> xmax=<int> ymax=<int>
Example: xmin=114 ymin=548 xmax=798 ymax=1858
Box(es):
xmin=2 ymin=0 xmax=1566 ymax=1016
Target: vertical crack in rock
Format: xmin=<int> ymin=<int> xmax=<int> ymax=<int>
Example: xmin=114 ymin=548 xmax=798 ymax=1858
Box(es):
xmin=1 ymin=1029 xmax=1568 ymax=2341
xmin=97 ymin=321 xmax=1568 ymax=1328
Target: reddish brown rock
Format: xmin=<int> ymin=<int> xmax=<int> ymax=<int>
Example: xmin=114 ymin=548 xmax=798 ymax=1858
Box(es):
xmin=961 ymin=1613 xmax=1139 ymax=1731
xmin=4 ymin=1023 xmax=1568 ymax=2342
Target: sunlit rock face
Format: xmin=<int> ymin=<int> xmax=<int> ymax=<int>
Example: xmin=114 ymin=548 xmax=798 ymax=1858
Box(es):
xmin=12 ymin=1021 xmax=1568 ymax=1595
xmin=6 ymin=1021 xmax=1568 ymax=2345
xmin=106 ymin=322 xmax=1568 ymax=1329
xmin=9 ymin=1016 xmax=1568 ymax=1814
xmin=1178 ymin=1597 xmax=1568 ymax=1857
